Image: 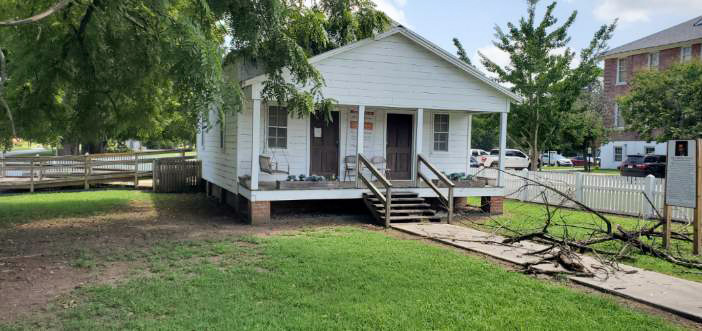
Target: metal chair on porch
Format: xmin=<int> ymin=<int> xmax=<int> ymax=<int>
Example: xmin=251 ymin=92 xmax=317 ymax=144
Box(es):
xmin=370 ymin=156 xmax=389 ymax=180
xmin=259 ymin=155 xmax=289 ymax=175
xmin=343 ymin=155 xmax=356 ymax=181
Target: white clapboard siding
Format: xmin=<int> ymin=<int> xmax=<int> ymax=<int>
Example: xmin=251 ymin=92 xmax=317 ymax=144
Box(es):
xmin=313 ymin=33 xmax=509 ymax=112
xmin=421 ymin=111 xmax=471 ymax=177
xmin=197 ymin=108 xmax=238 ymax=193
xmin=237 ymin=102 xmax=311 ymax=181
xmin=468 ymin=168 xmax=694 ymax=222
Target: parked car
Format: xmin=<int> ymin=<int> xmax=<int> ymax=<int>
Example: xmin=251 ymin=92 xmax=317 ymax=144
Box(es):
xmin=481 ymin=149 xmax=530 ymax=169
xmin=540 ymin=153 xmax=573 ymax=167
xmin=470 ymin=156 xmax=481 ymax=168
xmin=570 ymin=155 xmax=594 ymax=167
xmin=471 ymin=149 xmax=489 ymax=157
xmin=620 ymin=154 xmax=666 ymax=178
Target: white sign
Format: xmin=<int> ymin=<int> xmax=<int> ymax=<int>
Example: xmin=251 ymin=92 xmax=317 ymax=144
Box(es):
xmin=665 ymin=140 xmax=697 ymax=208
xmin=314 ymin=127 xmax=322 ymax=138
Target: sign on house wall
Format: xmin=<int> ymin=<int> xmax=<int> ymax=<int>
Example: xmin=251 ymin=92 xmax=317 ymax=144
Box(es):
xmin=665 ymin=140 xmax=697 ymax=208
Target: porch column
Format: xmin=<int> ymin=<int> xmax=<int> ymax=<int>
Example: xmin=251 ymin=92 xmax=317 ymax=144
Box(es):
xmin=497 ymin=111 xmax=507 ymax=187
xmin=251 ymin=98 xmax=261 ymax=190
xmin=466 ymin=114 xmax=472 ymax=173
xmin=414 ymin=108 xmax=424 ymax=182
xmin=355 ymin=105 xmax=365 ymax=188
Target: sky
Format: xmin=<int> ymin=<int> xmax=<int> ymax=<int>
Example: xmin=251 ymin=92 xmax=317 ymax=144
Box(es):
xmin=373 ymin=0 xmax=702 ymax=72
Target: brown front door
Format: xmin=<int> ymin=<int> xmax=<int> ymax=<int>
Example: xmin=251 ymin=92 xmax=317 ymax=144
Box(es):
xmin=309 ymin=112 xmax=340 ymax=177
xmin=386 ymin=113 xmax=413 ymax=180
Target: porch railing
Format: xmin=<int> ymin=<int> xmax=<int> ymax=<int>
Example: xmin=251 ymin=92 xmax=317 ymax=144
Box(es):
xmin=357 ymin=153 xmax=393 ymax=227
xmin=416 ymin=154 xmax=455 ymax=223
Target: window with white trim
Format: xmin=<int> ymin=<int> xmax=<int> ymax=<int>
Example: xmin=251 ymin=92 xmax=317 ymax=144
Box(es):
xmin=200 ymin=112 xmax=208 ymax=150
xmin=616 ymin=58 xmax=628 ymax=84
xmin=682 ymin=46 xmax=693 ymax=62
xmin=645 ymin=146 xmax=655 ymax=154
xmin=648 ymin=52 xmax=659 ymax=69
xmin=219 ymin=114 xmax=225 ymax=149
xmin=614 ymin=146 xmax=623 ymax=162
xmin=433 ymin=114 xmax=449 ymax=151
xmin=613 ymin=104 xmax=625 ymax=128
xmin=267 ymin=106 xmax=287 ymax=149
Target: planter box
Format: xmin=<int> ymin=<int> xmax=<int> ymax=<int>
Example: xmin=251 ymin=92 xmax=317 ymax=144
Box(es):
xmin=276 ymin=180 xmax=353 ymax=190
xmin=431 ymin=178 xmax=487 ymax=188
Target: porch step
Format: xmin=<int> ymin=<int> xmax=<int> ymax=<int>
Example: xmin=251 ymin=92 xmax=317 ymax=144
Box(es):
xmin=362 ymin=192 xmax=444 ymax=226
xmin=376 ymin=209 xmax=437 ymax=215
xmin=366 ymin=197 xmax=425 ymax=203
xmin=379 ymin=215 xmax=441 ymax=221
xmin=372 ymin=203 xmax=431 ymax=209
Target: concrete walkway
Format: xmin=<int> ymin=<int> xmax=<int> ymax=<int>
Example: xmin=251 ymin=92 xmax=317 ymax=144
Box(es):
xmin=392 ymin=223 xmax=702 ymax=322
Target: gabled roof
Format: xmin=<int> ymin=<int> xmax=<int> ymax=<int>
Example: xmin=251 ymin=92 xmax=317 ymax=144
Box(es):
xmin=242 ymin=26 xmax=522 ymax=103
xmin=603 ymin=15 xmax=702 ymax=58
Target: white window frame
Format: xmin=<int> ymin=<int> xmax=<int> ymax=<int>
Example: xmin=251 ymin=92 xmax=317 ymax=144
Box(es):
xmin=616 ymin=58 xmax=628 ymax=85
xmin=648 ymin=51 xmax=659 ymax=70
xmin=645 ymin=146 xmax=656 ymax=155
xmin=432 ymin=113 xmax=450 ymax=152
xmin=267 ymin=106 xmax=288 ymax=149
xmin=200 ymin=112 xmax=208 ymax=150
xmin=613 ymin=104 xmax=625 ymax=128
xmin=219 ymin=114 xmax=226 ymax=150
xmin=681 ymin=46 xmax=693 ymax=62
xmin=614 ymin=146 xmax=623 ymax=162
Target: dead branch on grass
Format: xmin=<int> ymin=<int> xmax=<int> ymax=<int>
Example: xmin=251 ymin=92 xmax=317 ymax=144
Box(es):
xmin=461 ymin=168 xmax=702 ymax=278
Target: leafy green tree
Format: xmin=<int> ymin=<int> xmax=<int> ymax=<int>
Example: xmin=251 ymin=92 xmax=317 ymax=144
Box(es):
xmin=457 ymin=0 xmax=616 ymax=169
xmin=0 ymin=0 xmax=389 ymax=152
xmin=452 ymin=38 xmax=472 ymax=65
xmin=619 ymin=61 xmax=702 ymax=141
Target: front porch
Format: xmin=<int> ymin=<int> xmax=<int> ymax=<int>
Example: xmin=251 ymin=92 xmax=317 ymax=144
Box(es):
xmin=247 ymin=102 xmax=511 ymax=195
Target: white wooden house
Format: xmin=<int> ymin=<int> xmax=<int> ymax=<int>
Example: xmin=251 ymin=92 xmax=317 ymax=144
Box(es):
xmin=197 ymin=25 xmax=520 ymax=224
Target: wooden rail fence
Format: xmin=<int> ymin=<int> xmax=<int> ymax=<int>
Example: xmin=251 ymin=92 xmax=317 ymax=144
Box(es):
xmin=0 ymin=149 xmax=198 ymax=193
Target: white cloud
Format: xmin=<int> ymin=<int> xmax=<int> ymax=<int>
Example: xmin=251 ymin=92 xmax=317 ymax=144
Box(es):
xmin=374 ymin=0 xmax=410 ymax=27
xmin=472 ymin=45 xmax=510 ymax=78
xmin=594 ymin=0 xmax=702 ymax=24
xmin=471 ymin=45 xmax=581 ymax=80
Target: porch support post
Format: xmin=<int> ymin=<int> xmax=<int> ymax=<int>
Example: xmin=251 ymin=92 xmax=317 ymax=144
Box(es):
xmin=355 ymin=105 xmax=365 ymax=188
xmin=466 ymin=114 xmax=472 ymax=173
xmin=414 ymin=108 xmax=424 ymax=183
xmin=497 ymin=111 xmax=507 ymax=187
xmin=251 ymin=99 xmax=261 ymax=190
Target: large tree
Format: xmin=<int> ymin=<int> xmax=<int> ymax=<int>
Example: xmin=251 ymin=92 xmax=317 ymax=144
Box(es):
xmin=619 ymin=61 xmax=702 ymax=141
xmin=0 ymin=0 xmax=389 ymax=152
xmin=457 ymin=0 xmax=615 ymax=169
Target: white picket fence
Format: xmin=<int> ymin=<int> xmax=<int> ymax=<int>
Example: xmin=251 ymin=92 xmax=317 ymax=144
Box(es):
xmin=468 ymin=168 xmax=693 ymax=222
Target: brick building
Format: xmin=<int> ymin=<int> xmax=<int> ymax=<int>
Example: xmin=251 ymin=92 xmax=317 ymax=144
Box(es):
xmin=599 ymin=16 xmax=702 ymax=169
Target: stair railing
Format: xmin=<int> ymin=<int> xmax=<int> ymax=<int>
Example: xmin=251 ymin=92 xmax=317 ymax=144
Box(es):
xmin=416 ymin=154 xmax=455 ymax=223
xmin=357 ymin=153 xmax=393 ymax=227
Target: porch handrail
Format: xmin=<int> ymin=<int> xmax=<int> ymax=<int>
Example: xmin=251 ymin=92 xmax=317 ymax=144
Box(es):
xmin=357 ymin=153 xmax=393 ymax=227
xmin=416 ymin=154 xmax=455 ymax=223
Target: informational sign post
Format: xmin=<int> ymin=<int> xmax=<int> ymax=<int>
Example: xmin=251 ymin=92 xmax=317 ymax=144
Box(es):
xmin=663 ymin=139 xmax=702 ymax=254
xmin=665 ymin=140 xmax=697 ymax=208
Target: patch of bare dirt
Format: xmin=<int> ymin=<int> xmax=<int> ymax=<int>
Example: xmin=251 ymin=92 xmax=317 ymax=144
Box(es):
xmin=0 ymin=193 xmax=369 ymax=322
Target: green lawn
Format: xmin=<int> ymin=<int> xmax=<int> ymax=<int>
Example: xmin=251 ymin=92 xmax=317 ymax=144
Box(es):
xmin=464 ymin=198 xmax=702 ymax=282
xmin=0 ymin=190 xmax=155 ymax=227
xmin=4 ymin=228 xmax=680 ymax=330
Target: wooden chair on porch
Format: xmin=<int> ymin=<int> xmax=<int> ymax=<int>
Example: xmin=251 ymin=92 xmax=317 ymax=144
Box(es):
xmin=259 ymin=155 xmax=288 ymax=175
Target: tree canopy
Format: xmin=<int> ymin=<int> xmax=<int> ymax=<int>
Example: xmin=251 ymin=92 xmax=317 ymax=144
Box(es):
xmin=0 ymin=0 xmax=389 ymax=151
xmin=457 ymin=0 xmax=615 ymax=169
xmin=619 ymin=61 xmax=702 ymax=142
